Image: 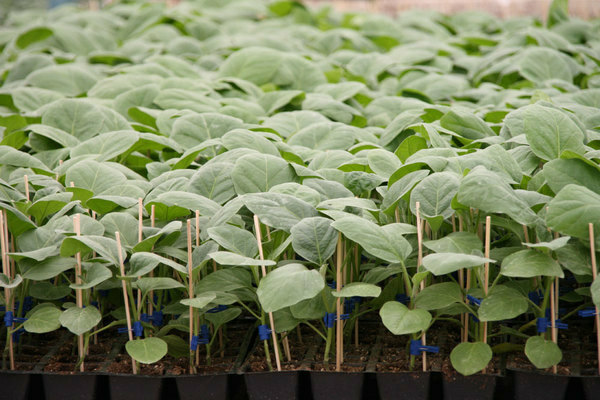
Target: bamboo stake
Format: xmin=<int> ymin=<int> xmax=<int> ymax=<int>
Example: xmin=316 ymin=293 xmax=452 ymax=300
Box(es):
xmin=354 ymin=244 xmax=359 ymax=347
xmin=458 ymin=215 xmax=467 ymax=342
xmin=0 ymin=211 xmax=14 ymax=370
xmin=550 ymin=276 xmax=558 ymax=374
xmin=336 ymin=233 xmax=343 ymax=371
xmin=253 ymin=215 xmax=281 ymax=371
xmin=415 ymin=202 xmax=426 ymax=371
xmin=194 ymin=211 xmax=201 ymax=365
xmin=135 ymin=199 xmax=143 ymax=312
xmin=483 ymin=216 xmax=491 ymax=344
xmin=92 ymin=209 xmax=99 ymax=346
xmin=148 ymin=206 xmax=155 ymax=318
xmin=589 ymin=224 xmax=600 ymax=376
xmin=187 ymin=220 xmax=196 ymax=374
xmin=116 ymin=232 xmax=136 ymax=374
xmin=74 ymin=215 xmax=85 ymax=372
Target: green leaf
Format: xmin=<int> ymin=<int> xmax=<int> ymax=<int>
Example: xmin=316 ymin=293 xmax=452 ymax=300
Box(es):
xmin=414 ymin=282 xmax=463 ymax=310
xmin=478 ymin=286 xmax=528 ymax=322
xmin=29 ymin=282 xmax=71 ymax=300
xmin=523 ymin=236 xmax=570 ymax=251
xmin=70 ymin=265 xmax=112 ymax=290
xmin=65 ymin=160 xmax=127 ymax=196
xmin=290 ymin=217 xmax=337 ymax=266
xmin=205 ymin=307 xmax=242 ymax=330
xmin=379 ymin=301 xmax=431 ymax=335
xmin=410 ymin=172 xmax=460 ymax=219
xmin=424 ymin=232 xmax=482 ymax=254
xmin=450 ymin=342 xmax=492 ymax=376
xmin=522 ymin=105 xmax=584 ymax=160
xmin=257 ymin=263 xmax=325 ymax=313
xmin=194 ymin=267 xmax=252 ymax=293
xmin=59 ymin=306 xmax=102 ymax=335
xmin=180 ymin=293 xmax=218 ymax=309
xmin=27 ymin=65 xmax=98 ymax=97
xmin=24 ymin=306 xmax=62 ymax=334
xmin=458 ymin=167 xmax=539 ymax=226
xmin=546 ymin=184 xmax=600 ymax=240
xmin=500 ymin=249 xmax=564 ymax=278
xmin=133 ymin=278 xmax=185 ymax=296
xmin=525 ymin=336 xmax=562 ymax=369
xmin=232 ymin=153 xmax=296 ymax=195
xmin=422 ymin=253 xmax=493 ymax=276
xmin=126 ymin=337 xmax=168 ymax=364
xmin=543 ymin=158 xmax=600 ymax=196
xmin=128 ymin=252 xmax=187 ymax=276
xmin=0 ymin=274 xmax=22 ymax=289
xmin=22 ymin=256 xmax=75 ymax=280
xmin=60 ymin=235 xmax=126 ymax=266
xmin=440 ymin=110 xmax=495 ymax=140
xmin=207 ymin=225 xmax=258 ymax=258
xmin=519 ymin=48 xmax=574 ymax=84
xmin=332 ymin=282 xmax=381 ymax=298
xmin=243 ymin=192 xmax=318 ymax=233
xmin=209 ymin=251 xmax=276 ymax=267
xmin=15 ymin=26 xmax=53 ymax=49
xmin=170 ymin=113 xmax=243 ymax=148
xmin=332 ymin=216 xmax=412 ymax=264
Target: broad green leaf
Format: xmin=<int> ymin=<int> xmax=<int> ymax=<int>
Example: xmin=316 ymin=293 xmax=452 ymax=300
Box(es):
xmin=546 ymin=184 xmax=600 ymax=240
xmin=440 ymin=110 xmax=495 ymax=140
xmin=194 ymin=267 xmax=252 ymax=293
xmin=0 ymin=146 xmax=50 ymax=172
xmin=458 ymin=167 xmax=538 ymax=226
xmin=414 ymin=282 xmax=463 ymax=310
xmin=478 ymin=286 xmax=528 ymax=322
xmin=242 ymin=192 xmax=318 ymax=232
xmin=257 ymin=263 xmax=325 ymax=313
xmin=59 ymin=306 xmax=102 ymax=335
xmin=367 ymin=149 xmax=402 ymax=179
xmin=524 ymin=236 xmax=570 ymax=251
xmin=332 ymin=216 xmax=412 ymax=264
xmin=209 ymin=251 xmax=276 ymax=267
xmin=207 ymin=225 xmax=258 ymax=258
xmin=205 ymin=307 xmax=242 ymax=330
xmin=70 ymin=130 xmax=140 ymax=161
xmin=519 ymin=48 xmax=574 ymax=84
xmin=379 ymin=301 xmax=431 ymax=335
xmin=500 ymin=249 xmax=564 ymax=278
xmin=424 ymin=232 xmax=482 ymax=254
xmin=232 ymin=153 xmax=296 ymax=195
xmin=65 ymin=160 xmax=127 ymax=197
xmin=290 ymin=217 xmax=337 ymax=265
xmin=70 ymin=265 xmax=112 ymax=290
xmin=133 ymin=277 xmax=185 ymax=296
xmin=29 ymin=282 xmax=71 ymax=300
xmin=382 ymin=170 xmax=429 ymax=213
xmin=126 ymin=337 xmax=168 ymax=364
xmin=170 ymin=112 xmax=244 ymax=148
xmin=22 ymin=256 xmax=75 ymax=280
xmin=522 ymin=105 xmax=585 ymax=160
xmin=129 ymin=252 xmax=187 ymax=276
xmin=410 ymin=172 xmax=460 ymax=219
xmin=181 ymin=293 xmax=218 ymax=309
xmin=24 ymin=306 xmax=62 ymax=334
xmin=60 ymin=235 xmax=125 ymax=266
xmin=543 ymin=158 xmax=600 ymax=196
xmin=188 ymin=162 xmax=236 ymax=204
xmin=0 ymin=274 xmax=22 ymax=289
xmin=332 ymin=282 xmax=381 ymax=298
xmin=450 ymin=342 xmax=492 ymax=376
xmin=422 ymin=253 xmax=493 ymax=276
xmin=27 ymin=64 xmax=97 ymax=96
xmin=525 ymin=336 xmax=562 ymax=369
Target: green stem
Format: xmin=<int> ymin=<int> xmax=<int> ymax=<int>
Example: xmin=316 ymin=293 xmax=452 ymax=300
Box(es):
xmin=323 ymin=326 xmax=334 ymax=365
xmin=303 ymin=321 xmax=327 ymax=341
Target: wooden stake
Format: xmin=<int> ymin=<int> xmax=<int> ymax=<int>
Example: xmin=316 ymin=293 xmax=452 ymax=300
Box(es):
xmin=253 ymin=215 xmax=281 ymax=372
xmin=415 ymin=202 xmax=427 ymax=372
xmin=336 ymin=233 xmax=343 ymax=372
xmin=0 ymin=211 xmax=14 ymax=370
xmin=74 ymin=215 xmax=84 ymax=372
xmin=136 ymin=199 xmax=143 ymax=312
xmin=187 ymin=220 xmax=195 ymax=374
xmin=116 ymin=231 xmax=136 ymax=374
xmin=148 ymin=205 xmax=155 ymax=318
xmin=194 ymin=211 xmax=201 ymax=365
xmin=483 ymin=216 xmax=491 ymax=345
xmin=354 ymin=244 xmax=359 ymax=347
xmin=589 ymin=224 xmax=600 ymax=376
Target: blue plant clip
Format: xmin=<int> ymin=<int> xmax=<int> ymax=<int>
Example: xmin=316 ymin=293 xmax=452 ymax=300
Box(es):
xmin=190 ymin=335 xmax=200 ymax=351
xmin=118 ymin=321 xmax=144 ymax=337
xmin=199 ymin=324 xmax=210 ymax=344
xmin=466 ymin=295 xmax=481 ymax=306
xmin=207 ymin=305 xmax=228 ymax=313
xmin=470 ymin=313 xmax=480 ymax=323
xmin=578 ymin=308 xmax=597 ymax=318
xmin=327 ymin=281 xmax=337 ymax=289
xmin=258 ymin=324 xmax=272 ymax=340
xmin=410 ymin=339 xmax=439 ymax=356
xmin=140 ymin=311 xmax=164 ymax=326
xmin=323 ymin=312 xmax=349 ymax=329
xmin=536 ymin=317 xmax=568 ymax=333
xmin=528 ymin=291 xmax=543 ymax=305
xmin=344 ymin=296 xmax=361 ymax=313
xmin=90 ymin=301 xmax=99 ymax=308
xmin=4 ymin=312 xmax=27 ymax=327
xmin=395 ymin=294 xmax=410 ymax=305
